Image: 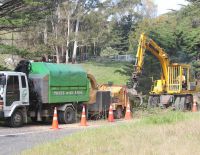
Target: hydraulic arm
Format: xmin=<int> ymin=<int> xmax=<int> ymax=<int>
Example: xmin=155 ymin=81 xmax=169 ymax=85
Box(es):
xmin=132 ymin=33 xmax=169 ymax=84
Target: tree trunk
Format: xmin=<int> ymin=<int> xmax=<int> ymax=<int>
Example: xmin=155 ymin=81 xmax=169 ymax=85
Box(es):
xmin=72 ymin=18 xmax=79 ymax=64
xmin=55 ymin=4 xmax=61 ymax=64
xmin=66 ymin=48 xmax=69 ymax=63
xmin=56 ymin=45 xmax=60 ymax=64
xmin=44 ymin=18 xmax=48 ymax=45
xmin=94 ymin=41 xmax=96 ymax=56
xmin=55 ymin=25 xmax=60 ymax=64
xmin=85 ymin=46 xmax=87 ymax=60
xmin=66 ymin=14 xmax=70 ymax=64
xmin=42 ymin=18 xmax=48 ymax=62
xmin=61 ymin=44 xmax=64 ymax=63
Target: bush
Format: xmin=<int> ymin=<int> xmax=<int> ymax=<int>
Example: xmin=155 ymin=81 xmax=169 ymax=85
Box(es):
xmin=100 ymin=47 xmax=119 ymax=57
xmin=0 ymin=65 xmax=9 ymax=71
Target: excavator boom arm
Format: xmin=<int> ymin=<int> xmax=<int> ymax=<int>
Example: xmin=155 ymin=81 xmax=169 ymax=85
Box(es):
xmin=133 ymin=33 xmax=170 ymax=84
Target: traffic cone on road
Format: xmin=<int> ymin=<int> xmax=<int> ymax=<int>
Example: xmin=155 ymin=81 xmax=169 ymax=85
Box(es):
xmin=80 ymin=105 xmax=88 ymax=126
xmin=192 ymin=99 xmax=197 ymax=112
xmin=51 ymin=107 xmax=59 ymax=129
xmin=125 ymin=98 xmax=132 ymax=120
xmin=108 ymin=105 xmax=114 ymax=122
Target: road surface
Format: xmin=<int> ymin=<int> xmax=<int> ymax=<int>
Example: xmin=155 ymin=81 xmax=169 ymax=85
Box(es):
xmin=0 ymin=119 xmax=124 ymax=155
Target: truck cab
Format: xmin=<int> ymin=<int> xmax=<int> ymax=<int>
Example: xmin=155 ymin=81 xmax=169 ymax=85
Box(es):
xmin=0 ymin=71 xmax=29 ymax=127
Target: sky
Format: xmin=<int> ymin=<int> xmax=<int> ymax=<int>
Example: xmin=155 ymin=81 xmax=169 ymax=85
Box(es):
xmin=153 ymin=0 xmax=189 ymax=15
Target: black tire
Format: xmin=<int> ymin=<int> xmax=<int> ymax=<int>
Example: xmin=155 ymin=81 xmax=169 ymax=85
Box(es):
xmin=175 ymin=96 xmax=186 ymax=111
xmin=175 ymin=102 xmax=180 ymax=111
xmin=58 ymin=107 xmax=75 ymax=124
xmin=8 ymin=110 xmax=24 ymax=127
xmin=180 ymin=98 xmax=186 ymax=111
xmin=147 ymin=96 xmax=153 ymax=108
xmin=148 ymin=96 xmax=159 ymax=108
xmin=114 ymin=106 xmax=124 ymax=119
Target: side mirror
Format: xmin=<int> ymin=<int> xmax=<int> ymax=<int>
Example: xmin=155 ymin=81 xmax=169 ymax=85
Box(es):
xmin=0 ymin=75 xmax=6 ymax=86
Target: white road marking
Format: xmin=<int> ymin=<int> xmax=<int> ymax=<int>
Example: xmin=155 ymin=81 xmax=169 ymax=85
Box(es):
xmin=0 ymin=126 xmax=78 ymax=137
xmin=0 ymin=130 xmax=47 ymax=137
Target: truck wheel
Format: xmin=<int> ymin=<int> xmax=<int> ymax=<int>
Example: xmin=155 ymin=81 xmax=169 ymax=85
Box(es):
xmin=31 ymin=117 xmax=37 ymax=123
xmin=9 ymin=110 xmax=24 ymax=127
xmin=114 ymin=106 xmax=124 ymax=119
xmin=59 ymin=107 xmax=75 ymax=124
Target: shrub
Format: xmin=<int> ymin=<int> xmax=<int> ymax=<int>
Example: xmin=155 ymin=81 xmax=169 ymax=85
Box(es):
xmin=100 ymin=47 xmax=119 ymax=57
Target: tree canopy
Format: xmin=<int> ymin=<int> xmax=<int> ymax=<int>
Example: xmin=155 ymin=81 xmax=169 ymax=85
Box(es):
xmin=127 ymin=0 xmax=200 ymax=93
xmin=0 ymin=0 xmax=199 ymax=93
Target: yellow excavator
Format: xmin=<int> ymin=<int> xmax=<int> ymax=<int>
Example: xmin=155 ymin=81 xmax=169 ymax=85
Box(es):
xmin=132 ymin=33 xmax=199 ymax=110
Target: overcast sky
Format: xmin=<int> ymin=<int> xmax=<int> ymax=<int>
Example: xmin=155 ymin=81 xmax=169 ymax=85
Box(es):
xmin=154 ymin=0 xmax=189 ymax=15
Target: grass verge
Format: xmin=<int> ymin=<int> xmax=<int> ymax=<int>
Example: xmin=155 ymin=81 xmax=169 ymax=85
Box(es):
xmin=81 ymin=61 xmax=129 ymax=85
xmin=21 ymin=112 xmax=200 ymax=155
xmin=141 ymin=111 xmax=190 ymax=125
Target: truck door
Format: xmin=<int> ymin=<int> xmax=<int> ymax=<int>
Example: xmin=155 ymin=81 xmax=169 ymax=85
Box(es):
xmin=20 ymin=75 xmax=29 ymax=103
xmin=6 ymin=75 xmax=20 ymax=106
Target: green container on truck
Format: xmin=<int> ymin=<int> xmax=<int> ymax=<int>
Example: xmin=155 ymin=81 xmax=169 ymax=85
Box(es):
xmin=30 ymin=62 xmax=90 ymax=103
xmin=0 ymin=61 xmax=92 ymax=127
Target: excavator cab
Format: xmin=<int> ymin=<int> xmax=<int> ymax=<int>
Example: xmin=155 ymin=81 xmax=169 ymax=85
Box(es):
xmin=167 ymin=64 xmax=195 ymax=93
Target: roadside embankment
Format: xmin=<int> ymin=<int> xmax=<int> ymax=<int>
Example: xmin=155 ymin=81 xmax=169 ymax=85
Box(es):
xmin=21 ymin=111 xmax=200 ymax=155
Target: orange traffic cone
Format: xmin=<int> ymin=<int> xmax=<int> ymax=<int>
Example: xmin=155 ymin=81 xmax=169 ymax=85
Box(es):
xmin=192 ymin=99 xmax=197 ymax=112
xmin=108 ymin=105 xmax=114 ymax=122
xmin=125 ymin=99 xmax=132 ymax=120
xmin=51 ymin=107 xmax=59 ymax=129
xmin=80 ymin=105 xmax=88 ymax=126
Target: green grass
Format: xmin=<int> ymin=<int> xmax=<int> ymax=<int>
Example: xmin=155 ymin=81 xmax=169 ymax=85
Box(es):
xmin=81 ymin=61 xmax=129 ymax=85
xmin=141 ymin=111 xmax=189 ymax=125
xmin=21 ymin=112 xmax=200 ymax=155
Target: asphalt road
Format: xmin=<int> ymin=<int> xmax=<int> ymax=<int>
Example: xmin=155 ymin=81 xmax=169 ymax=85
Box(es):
xmin=0 ymin=122 xmax=84 ymax=155
xmin=0 ymin=119 xmax=117 ymax=155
